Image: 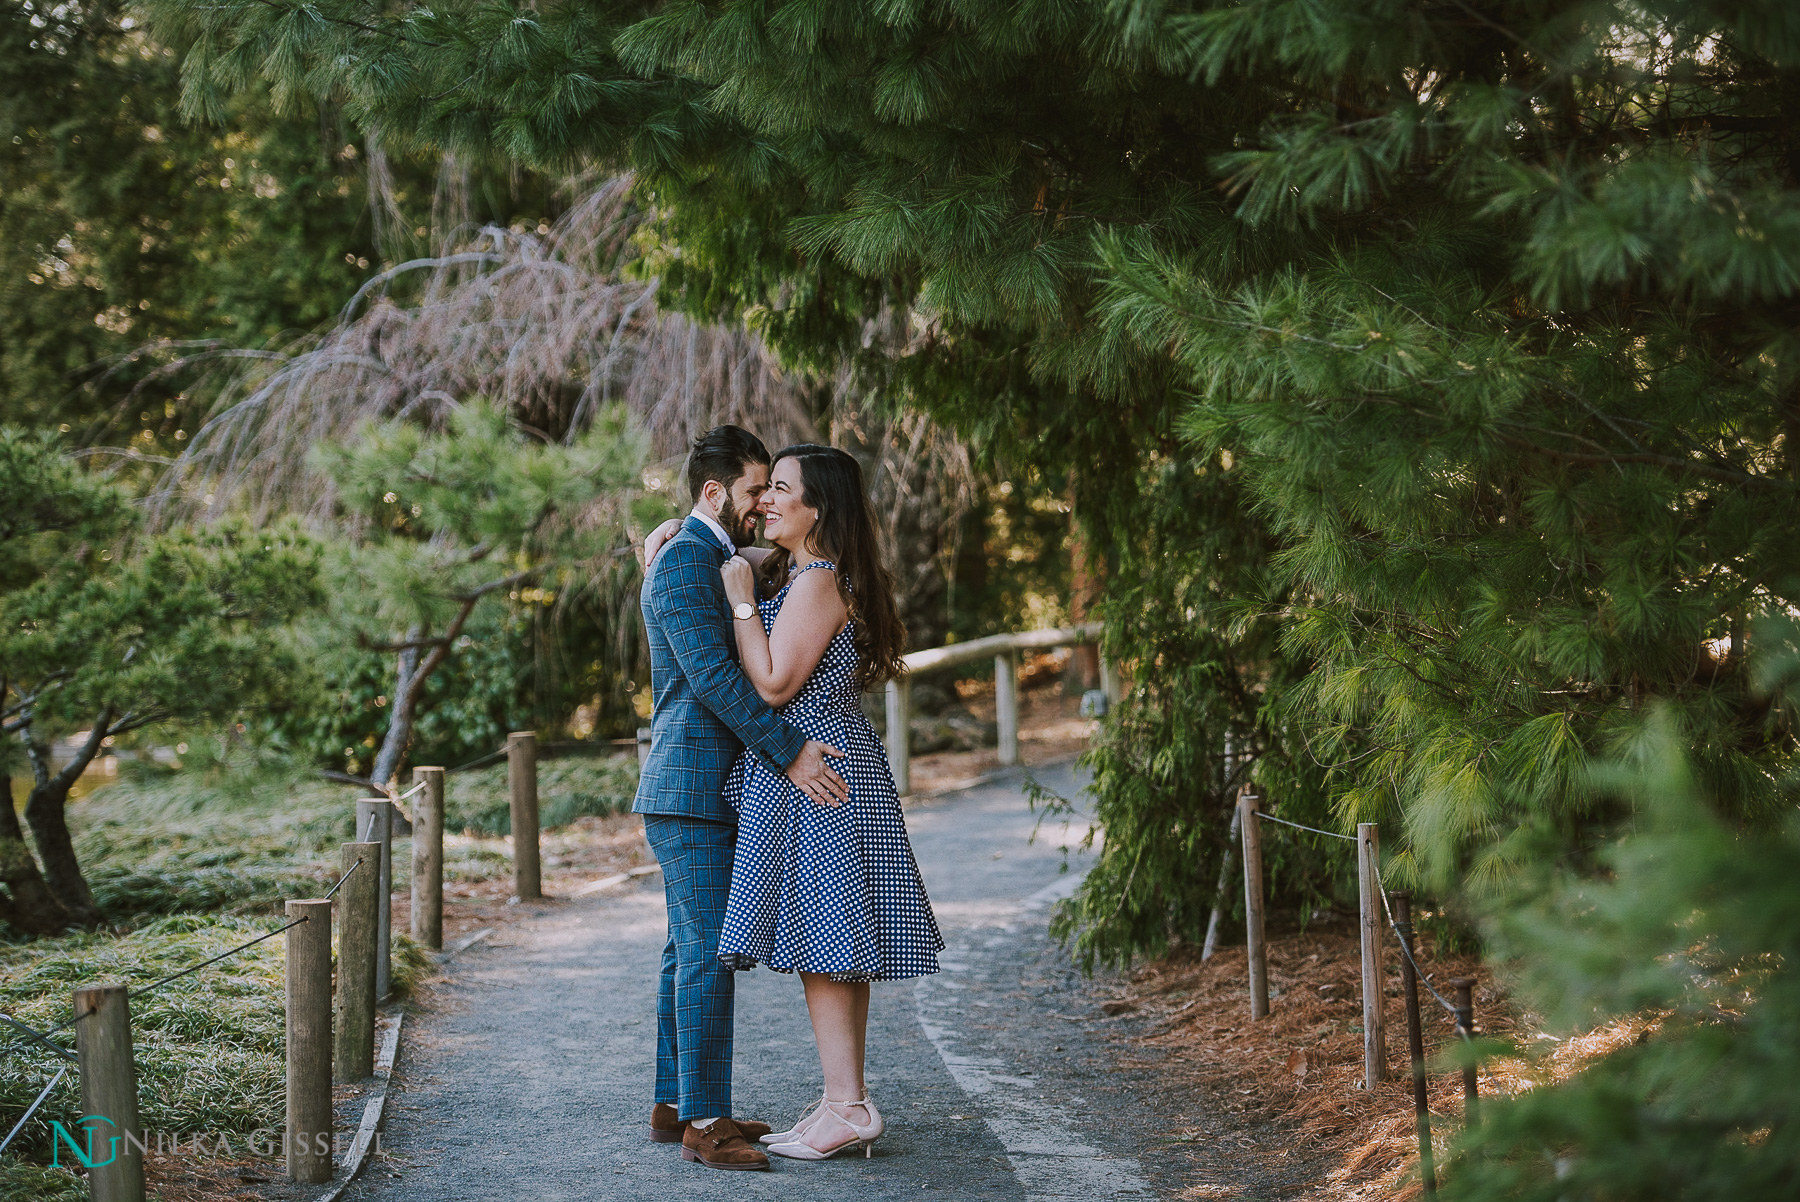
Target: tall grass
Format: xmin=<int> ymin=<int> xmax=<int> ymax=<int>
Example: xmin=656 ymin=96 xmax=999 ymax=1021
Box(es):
xmin=0 ymin=915 xmax=284 ymax=1161
xmin=0 ymin=1159 xmax=84 ymax=1201
xmin=444 ymin=754 xmax=637 ymax=837
xmin=0 ymin=915 xmax=434 ymax=1168
xmin=70 ymin=756 xmax=352 ymax=925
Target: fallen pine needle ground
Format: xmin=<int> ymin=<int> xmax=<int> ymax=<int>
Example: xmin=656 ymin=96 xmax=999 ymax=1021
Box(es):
xmin=1106 ymin=913 xmax=1659 ymax=1200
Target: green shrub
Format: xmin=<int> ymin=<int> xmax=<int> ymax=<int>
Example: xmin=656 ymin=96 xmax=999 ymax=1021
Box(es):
xmin=1446 ymin=710 xmax=1800 ymax=1200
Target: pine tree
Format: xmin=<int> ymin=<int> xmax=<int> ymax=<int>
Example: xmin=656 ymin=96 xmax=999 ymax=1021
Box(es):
xmin=1 ymin=0 xmax=565 ymax=439
xmin=309 ymin=401 xmax=645 ymax=789
xmin=157 ymin=0 xmax=1800 ymax=932
xmin=154 ymin=2 xmax=1800 ymax=1186
xmin=1449 ymin=700 xmax=1800 ymax=1200
xmin=0 ymin=429 xmax=323 ymax=931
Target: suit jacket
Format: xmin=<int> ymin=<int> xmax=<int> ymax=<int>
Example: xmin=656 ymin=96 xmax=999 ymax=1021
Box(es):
xmin=632 ymin=516 xmax=807 ymax=823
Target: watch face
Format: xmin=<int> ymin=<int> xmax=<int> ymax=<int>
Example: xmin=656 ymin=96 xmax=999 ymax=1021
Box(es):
xmin=734 ymin=602 xmax=755 ymax=620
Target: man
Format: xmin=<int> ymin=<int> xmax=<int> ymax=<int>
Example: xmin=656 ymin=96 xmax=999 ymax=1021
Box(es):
xmin=634 ymin=425 xmax=850 ymax=1171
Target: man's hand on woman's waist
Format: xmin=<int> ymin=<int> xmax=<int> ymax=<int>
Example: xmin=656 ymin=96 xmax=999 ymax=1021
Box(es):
xmin=786 ymin=739 xmax=850 ymax=807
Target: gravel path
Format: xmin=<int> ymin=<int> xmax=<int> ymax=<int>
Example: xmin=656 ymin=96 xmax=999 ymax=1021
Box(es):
xmin=341 ymin=765 xmax=1227 ymax=1201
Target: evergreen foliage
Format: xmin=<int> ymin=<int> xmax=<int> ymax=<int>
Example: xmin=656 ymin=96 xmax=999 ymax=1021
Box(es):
xmin=1451 ymin=700 xmax=1800 ymax=1200
xmin=161 ymin=0 xmax=1800 ymax=874
xmin=1092 ymin=1 xmax=1800 ymax=899
xmin=0 ymin=0 xmax=563 ymax=439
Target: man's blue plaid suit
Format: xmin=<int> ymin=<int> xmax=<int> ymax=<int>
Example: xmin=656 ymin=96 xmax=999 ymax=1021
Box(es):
xmin=634 ymin=516 xmax=806 ymax=1120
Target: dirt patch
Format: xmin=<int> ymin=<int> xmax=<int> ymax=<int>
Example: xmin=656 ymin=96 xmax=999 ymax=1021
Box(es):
xmin=143 ymin=1155 xmax=299 ymax=1202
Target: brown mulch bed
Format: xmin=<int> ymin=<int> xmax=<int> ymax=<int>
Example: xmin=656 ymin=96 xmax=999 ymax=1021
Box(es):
xmin=1111 ymin=915 xmax=1512 ymax=1200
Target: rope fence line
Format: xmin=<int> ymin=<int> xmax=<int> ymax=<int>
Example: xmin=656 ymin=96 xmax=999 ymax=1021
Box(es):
xmin=0 ymin=1065 xmax=67 ymax=1157
xmin=1239 ymin=803 xmax=1464 ymax=1022
xmin=121 ymin=919 xmax=310 ymax=1012
xmin=1237 ymin=785 xmax=1480 ymax=1197
xmin=1372 ymin=862 xmax=1463 ymax=1022
xmin=0 ymin=1013 xmax=75 ymax=1062
xmin=1252 ymin=810 xmax=1358 ymax=842
xmin=325 ymin=855 xmax=365 ymax=900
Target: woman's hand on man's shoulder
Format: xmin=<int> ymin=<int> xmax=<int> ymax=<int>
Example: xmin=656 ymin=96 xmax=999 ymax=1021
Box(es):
xmin=640 ymin=517 xmax=685 ymax=568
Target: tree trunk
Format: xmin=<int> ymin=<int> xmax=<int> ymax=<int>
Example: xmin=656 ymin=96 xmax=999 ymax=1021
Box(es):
xmin=0 ymin=774 xmax=71 ymax=935
xmin=368 ymin=598 xmax=478 ymax=789
xmin=368 ymin=638 xmax=423 ymax=791
xmin=23 ymin=720 xmax=107 ymax=927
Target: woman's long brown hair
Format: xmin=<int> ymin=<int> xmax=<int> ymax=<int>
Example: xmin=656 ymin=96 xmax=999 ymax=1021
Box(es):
xmin=756 ymin=445 xmax=906 ymax=689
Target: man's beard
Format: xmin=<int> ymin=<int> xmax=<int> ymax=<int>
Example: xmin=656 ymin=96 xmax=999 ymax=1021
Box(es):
xmin=717 ymin=495 xmax=759 ymax=547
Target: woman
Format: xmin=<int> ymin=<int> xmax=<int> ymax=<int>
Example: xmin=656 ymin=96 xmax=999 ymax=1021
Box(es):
xmin=644 ymin=444 xmax=942 ymax=1161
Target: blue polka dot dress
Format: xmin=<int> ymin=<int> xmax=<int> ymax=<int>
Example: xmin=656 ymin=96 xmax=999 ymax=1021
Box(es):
xmin=718 ymin=561 xmax=943 ymax=982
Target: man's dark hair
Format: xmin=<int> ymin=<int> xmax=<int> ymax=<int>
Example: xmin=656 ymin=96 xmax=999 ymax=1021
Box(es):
xmin=685 ymin=425 xmax=771 ymax=501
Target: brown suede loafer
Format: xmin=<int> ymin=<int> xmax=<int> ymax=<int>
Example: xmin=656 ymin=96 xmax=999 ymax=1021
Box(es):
xmin=680 ymin=1117 xmax=770 ymax=1170
xmin=649 ymin=1103 xmax=685 ymax=1144
xmin=650 ymin=1104 xmax=771 ymax=1144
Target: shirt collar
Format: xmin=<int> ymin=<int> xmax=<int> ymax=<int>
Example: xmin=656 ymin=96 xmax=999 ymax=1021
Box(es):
xmin=689 ymin=506 xmax=736 ymax=556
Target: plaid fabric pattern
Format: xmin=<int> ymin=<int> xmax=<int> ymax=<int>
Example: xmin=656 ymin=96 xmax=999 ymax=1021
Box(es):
xmin=632 ymin=517 xmax=806 ymax=824
xmin=645 ymin=815 xmax=738 ymax=1119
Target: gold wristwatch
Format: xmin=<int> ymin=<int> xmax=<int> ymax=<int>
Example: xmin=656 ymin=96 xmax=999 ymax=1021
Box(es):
xmin=733 ymin=602 xmax=756 ymax=621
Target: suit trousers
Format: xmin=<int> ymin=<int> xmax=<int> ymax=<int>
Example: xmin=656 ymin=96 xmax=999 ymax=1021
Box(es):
xmin=643 ymin=814 xmax=737 ymax=1120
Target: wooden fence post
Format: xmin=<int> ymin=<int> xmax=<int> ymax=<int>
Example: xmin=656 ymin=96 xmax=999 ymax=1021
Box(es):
xmin=507 ymin=731 xmax=541 ymax=900
xmin=1239 ymin=788 xmax=1269 ymax=1019
xmin=636 ymin=726 xmax=652 ymax=767
xmin=335 ymin=842 xmax=378 ymax=1080
xmin=1357 ymin=822 xmax=1389 ymax=1087
xmin=1391 ymin=890 xmax=1436 ymax=1195
xmin=1452 ymin=976 xmax=1479 ymax=1126
xmin=285 ymin=898 xmax=333 ymax=1184
xmin=410 ymin=767 xmax=444 ymax=950
xmin=885 ymin=677 xmax=911 ymax=797
xmin=356 ymin=798 xmax=393 ymax=1000
xmin=1098 ymin=651 xmax=1121 ymax=709
xmin=73 ymin=983 xmax=143 ymax=1202
xmin=995 ymin=650 xmax=1020 ymax=767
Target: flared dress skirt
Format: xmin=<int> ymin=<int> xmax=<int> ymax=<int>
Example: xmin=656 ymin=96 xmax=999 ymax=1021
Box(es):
xmin=717 ymin=564 xmax=943 ymax=982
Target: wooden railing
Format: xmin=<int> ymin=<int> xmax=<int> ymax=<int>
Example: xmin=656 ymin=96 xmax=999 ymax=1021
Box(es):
xmin=884 ymin=623 xmax=1114 ymax=795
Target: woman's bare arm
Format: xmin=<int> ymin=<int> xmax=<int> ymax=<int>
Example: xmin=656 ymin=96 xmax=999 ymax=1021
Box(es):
xmin=644 ymin=519 xmax=773 ymax=567
xmin=722 ymin=560 xmax=846 ymax=707
xmin=642 ymin=518 xmax=684 ymax=566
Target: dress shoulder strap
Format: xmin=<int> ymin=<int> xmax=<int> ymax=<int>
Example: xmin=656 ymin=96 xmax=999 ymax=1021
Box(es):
xmin=791 ymin=559 xmax=838 ymax=577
